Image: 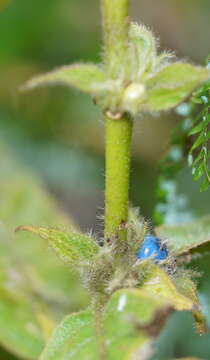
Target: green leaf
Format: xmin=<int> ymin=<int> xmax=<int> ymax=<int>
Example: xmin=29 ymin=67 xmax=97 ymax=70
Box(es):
xmin=140 ymin=263 xmax=194 ymax=311
xmin=40 ymin=289 xmax=171 ymax=360
xmin=192 ymin=148 xmax=204 ymax=167
xmin=16 ymin=226 xmax=99 ymax=266
xmin=173 ymin=273 xmax=206 ymax=334
xmin=0 ymin=144 xmax=89 ymax=358
xmin=39 ymin=310 xmax=97 ymax=360
xmin=145 ymin=63 xmax=209 ymax=111
xmin=192 ymin=162 xmax=204 ymax=181
xmin=155 ymin=215 xmax=210 ymax=257
xmin=200 ymin=177 xmax=210 ymax=192
xmin=23 ymin=64 xmax=106 ymax=94
xmin=189 ymin=119 xmax=209 ymax=135
xmin=104 ymin=288 xmax=170 ymax=360
xmin=129 ymin=23 xmax=156 ymax=79
xmin=0 ymin=288 xmax=44 ymax=359
xmin=190 ymin=131 xmax=210 ymax=151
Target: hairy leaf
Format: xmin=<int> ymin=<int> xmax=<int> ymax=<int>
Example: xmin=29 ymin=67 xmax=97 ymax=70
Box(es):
xmin=104 ymin=288 xmax=170 ymax=360
xmin=174 ymin=273 xmax=206 ymax=334
xmin=140 ymin=263 xmax=194 ymax=311
xmin=16 ymin=226 xmax=99 ymax=265
xmin=40 ymin=310 xmax=97 ymax=360
xmin=40 ymin=289 xmax=171 ymax=360
xmin=23 ymin=64 xmax=106 ymax=94
xmin=146 ymin=63 xmax=209 ymax=111
xmin=156 ymin=215 xmax=210 ymax=257
xmin=129 ymin=23 xmax=156 ymax=79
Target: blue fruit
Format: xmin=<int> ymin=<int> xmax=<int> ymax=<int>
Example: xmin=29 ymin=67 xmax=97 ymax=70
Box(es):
xmin=136 ymin=235 xmax=168 ymax=261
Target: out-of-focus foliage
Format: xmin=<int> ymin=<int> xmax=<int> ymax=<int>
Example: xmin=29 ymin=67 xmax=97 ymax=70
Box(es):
xmin=0 ymin=0 xmax=209 ymax=358
xmin=156 ymin=215 xmax=210 ymax=257
xmin=188 ymin=72 xmax=210 ymax=192
xmin=0 ymin=144 xmax=89 ymax=358
xmin=0 ymin=0 xmax=10 ymax=10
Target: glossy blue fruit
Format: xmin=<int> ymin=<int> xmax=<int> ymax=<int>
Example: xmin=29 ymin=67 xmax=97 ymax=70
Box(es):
xmin=136 ymin=235 xmax=168 ymax=261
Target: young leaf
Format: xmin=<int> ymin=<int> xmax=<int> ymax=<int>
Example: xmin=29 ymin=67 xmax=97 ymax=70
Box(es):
xmin=129 ymin=23 xmax=156 ymax=79
xmin=174 ymin=273 xmax=206 ymax=334
xmin=155 ymin=215 xmax=210 ymax=257
xmin=192 ymin=161 xmax=204 ymax=181
xmin=16 ymin=226 xmax=99 ymax=265
xmin=189 ymin=118 xmax=209 ymax=136
xmin=200 ymin=177 xmax=210 ymax=192
xmin=190 ymin=131 xmax=210 ymax=151
xmin=140 ymin=263 xmax=194 ymax=311
xmin=145 ymin=63 xmax=209 ymax=111
xmin=23 ymin=64 xmax=106 ymax=94
xmin=40 ymin=310 xmax=97 ymax=360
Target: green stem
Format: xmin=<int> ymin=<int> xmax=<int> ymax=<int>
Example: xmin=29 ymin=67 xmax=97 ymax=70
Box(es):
xmin=92 ymin=293 xmax=108 ymax=360
xmin=101 ymin=0 xmax=129 ymax=78
xmin=101 ymin=0 xmax=132 ymax=241
xmin=105 ymin=114 xmax=132 ymax=240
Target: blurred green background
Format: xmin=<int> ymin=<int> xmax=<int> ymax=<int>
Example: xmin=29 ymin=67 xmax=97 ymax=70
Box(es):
xmin=0 ymin=0 xmax=209 ymax=359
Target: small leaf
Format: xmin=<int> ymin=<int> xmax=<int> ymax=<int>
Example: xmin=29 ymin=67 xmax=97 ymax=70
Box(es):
xmin=40 ymin=310 xmax=97 ymax=360
xmin=156 ymin=215 xmax=210 ymax=257
xmin=190 ymin=131 xmax=210 ymax=152
xmin=16 ymin=226 xmax=99 ymax=265
xmin=192 ymin=148 xmax=204 ymax=167
xmin=129 ymin=23 xmax=156 ymax=79
xmin=23 ymin=64 xmax=106 ymax=94
xmin=200 ymin=177 xmax=210 ymax=192
xmin=192 ymin=162 xmax=204 ymax=181
xmin=140 ymin=263 xmax=194 ymax=311
xmin=174 ymin=273 xmax=206 ymax=334
xmin=145 ymin=63 xmax=209 ymax=111
xmin=189 ymin=119 xmax=209 ymax=136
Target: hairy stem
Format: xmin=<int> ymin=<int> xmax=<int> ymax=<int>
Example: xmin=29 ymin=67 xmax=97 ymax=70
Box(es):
xmin=92 ymin=294 xmax=108 ymax=360
xmin=101 ymin=0 xmax=132 ymax=241
xmin=101 ymin=0 xmax=129 ymax=78
xmin=105 ymin=115 xmax=132 ymax=240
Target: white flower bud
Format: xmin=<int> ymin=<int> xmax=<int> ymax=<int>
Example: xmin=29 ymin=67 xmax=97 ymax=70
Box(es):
xmin=122 ymin=83 xmax=146 ymax=114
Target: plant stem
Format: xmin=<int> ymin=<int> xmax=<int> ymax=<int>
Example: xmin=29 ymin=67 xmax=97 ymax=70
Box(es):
xmin=105 ymin=114 xmax=132 ymax=240
xmin=101 ymin=0 xmax=132 ymax=240
xmin=92 ymin=293 xmax=108 ymax=360
xmin=101 ymin=0 xmax=129 ymax=78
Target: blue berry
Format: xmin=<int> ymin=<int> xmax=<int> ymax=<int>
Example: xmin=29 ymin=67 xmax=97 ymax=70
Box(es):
xmin=136 ymin=235 xmax=168 ymax=262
